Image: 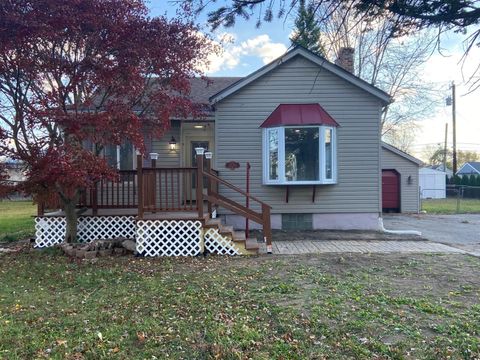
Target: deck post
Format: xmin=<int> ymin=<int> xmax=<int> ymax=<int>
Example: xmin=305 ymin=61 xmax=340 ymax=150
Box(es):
xmin=137 ymin=153 xmax=144 ymax=219
xmin=150 ymin=153 xmax=158 ymax=213
xmin=37 ymin=199 xmax=45 ymax=216
xmin=92 ymin=182 xmax=98 ymax=216
xmin=195 ymin=148 xmax=204 ymax=219
xmin=205 ymin=152 xmax=213 ymax=217
xmin=262 ymin=203 xmax=272 ymax=254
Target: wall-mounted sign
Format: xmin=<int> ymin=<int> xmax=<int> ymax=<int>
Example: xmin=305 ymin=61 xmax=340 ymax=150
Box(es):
xmin=225 ymin=161 xmax=240 ymax=170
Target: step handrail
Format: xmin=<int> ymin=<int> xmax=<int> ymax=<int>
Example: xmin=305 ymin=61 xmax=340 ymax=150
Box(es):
xmin=202 ymin=170 xmax=272 ymax=209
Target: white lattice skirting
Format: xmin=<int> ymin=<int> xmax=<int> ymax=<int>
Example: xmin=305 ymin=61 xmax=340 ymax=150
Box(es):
xmin=35 ymin=216 xmax=136 ymax=248
xmin=136 ymin=220 xmax=202 ymax=257
xmin=204 ymin=228 xmax=240 ymax=255
xmin=35 ymin=217 xmax=244 ymax=257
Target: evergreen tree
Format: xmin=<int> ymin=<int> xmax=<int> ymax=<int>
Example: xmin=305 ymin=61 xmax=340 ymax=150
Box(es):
xmin=290 ymin=0 xmax=325 ymax=56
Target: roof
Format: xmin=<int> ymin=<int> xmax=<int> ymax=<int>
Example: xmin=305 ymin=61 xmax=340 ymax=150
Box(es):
xmin=427 ymin=164 xmax=452 ymax=172
xmin=189 ymin=77 xmax=241 ymax=105
xmin=209 ymin=46 xmax=392 ymax=105
xmin=456 ymin=162 xmax=480 ymax=175
xmin=382 ymin=142 xmax=423 ymax=166
xmin=420 ymin=167 xmax=446 ymax=174
xmin=260 ymin=104 xmax=340 ymax=128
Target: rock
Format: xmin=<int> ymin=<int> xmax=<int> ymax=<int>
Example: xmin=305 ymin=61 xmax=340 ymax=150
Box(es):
xmin=65 ymin=248 xmax=76 ymax=257
xmin=122 ymin=240 xmax=136 ymax=252
xmin=98 ymin=249 xmax=112 ymax=257
xmin=84 ymin=251 xmax=97 ymax=260
xmin=114 ymin=247 xmax=125 ymax=256
xmin=75 ymin=249 xmax=86 ymax=259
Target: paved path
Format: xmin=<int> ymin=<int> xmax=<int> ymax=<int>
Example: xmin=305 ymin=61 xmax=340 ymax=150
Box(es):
xmin=264 ymin=240 xmax=466 ymax=255
xmin=383 ymin=214 xmax=480 ymax=255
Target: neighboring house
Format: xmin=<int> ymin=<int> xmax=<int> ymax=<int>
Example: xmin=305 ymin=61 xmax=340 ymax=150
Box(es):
xmin=36 ymin=46 xmax=423 ymax=254
xmin=2 ymin=160 xmax=26 ymax=183
xmin=456 ymin=162 xmax=480 ymax=177
xmin=419 ymin=167 xmax=446 ymax=199
xmin=381 ymin=142 xmax=422 ymax=212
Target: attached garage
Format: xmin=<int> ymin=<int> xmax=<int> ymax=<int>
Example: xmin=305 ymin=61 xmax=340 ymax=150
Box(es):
xmin=381 ymin=142 xmax=422 ymax=213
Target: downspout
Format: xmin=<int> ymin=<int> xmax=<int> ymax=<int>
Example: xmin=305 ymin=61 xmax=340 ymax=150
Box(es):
xmin=378 ymin=217 xmax=422 ymax=236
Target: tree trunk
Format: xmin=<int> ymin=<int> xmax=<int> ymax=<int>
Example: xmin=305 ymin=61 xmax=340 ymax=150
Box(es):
xmin=64 ymin=198 xmax=78 ymax=243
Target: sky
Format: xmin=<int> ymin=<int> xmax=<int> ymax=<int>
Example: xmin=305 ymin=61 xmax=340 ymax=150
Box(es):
xmin=148 ymin=1 xmax=480 ymax=161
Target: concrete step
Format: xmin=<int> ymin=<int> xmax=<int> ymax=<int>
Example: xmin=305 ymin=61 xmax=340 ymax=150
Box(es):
xmin=245 ymin=238 xmax=260 ymax=250
xmin=205 ymin=218 xmax=222 ymax=227
xmin=232 ymin=231 xmax=246 ymax=241
xmin=219 ymin=225 xmax=234 ymax=235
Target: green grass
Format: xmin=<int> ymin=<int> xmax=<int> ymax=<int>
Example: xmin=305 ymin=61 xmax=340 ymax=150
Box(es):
xmin=0 ymin=251 xmax=479 ymax=359
xmin=0 ymin=200 xmax=36 ymax=242
xmin=421 ymin=198 xmax=480 ymax=214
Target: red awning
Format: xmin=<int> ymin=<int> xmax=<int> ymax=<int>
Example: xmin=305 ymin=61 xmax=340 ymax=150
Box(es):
xmin=260 ymin=104 xmax=339 ymax=128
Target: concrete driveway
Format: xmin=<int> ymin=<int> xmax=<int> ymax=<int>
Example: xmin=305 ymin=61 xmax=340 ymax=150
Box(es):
xmin=383 ymin=214 xmax=480 ymax=255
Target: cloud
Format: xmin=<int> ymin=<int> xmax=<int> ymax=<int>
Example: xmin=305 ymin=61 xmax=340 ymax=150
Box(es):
xmin=238 ymin=34 xmax=288 ymax=64
xmin=205 ymin=34 xmax=288 ymax=74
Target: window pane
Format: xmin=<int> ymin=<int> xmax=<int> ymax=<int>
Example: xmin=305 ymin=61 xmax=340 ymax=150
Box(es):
xmin=285 ymin=128 xmax=319 ymax=181
xmin=119 ymin=142 xmax=133 ymax=170
xmin=268 ymin=129 xmax=279 ymax=180
xmin=105 ymin=144 xmax=118 ymax=169
xmin=325 ymin=128 xmax=332 ymax=179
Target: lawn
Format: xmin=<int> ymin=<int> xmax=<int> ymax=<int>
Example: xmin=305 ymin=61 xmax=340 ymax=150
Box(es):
xmin=421 ymin=198 xmax=480 ymax=214
xmin=0 ymin=200 xmax=36 ymax=242
xmin=0 ymin=250 xmax=479 ymax=359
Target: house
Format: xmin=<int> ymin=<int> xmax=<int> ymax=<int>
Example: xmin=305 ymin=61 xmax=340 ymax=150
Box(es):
xmin=35 ymin=46 xmax=421 ymax=255
xmin=419 ymin=167 xmax=446 ymax=199
xmin=2 ymin=159 xmax=26 ymax=183
xmin=381 ymin=143 xmax=421 ymax=212
xmin=456 ymin=162 xmax=480 ymax=177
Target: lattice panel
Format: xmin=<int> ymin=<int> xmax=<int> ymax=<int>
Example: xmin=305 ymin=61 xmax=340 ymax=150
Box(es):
xmin=35 ymin=216 xmax=136 ymax=248
xmin=35 ymin=217 xmax=66 ymax=248
xmin=136 ymin=220 xmax=202 ymax=257
xmin=77 ymin=216 xmax=135 ymax=242
xmin=204 ymin=228 xmax=240 ymax=256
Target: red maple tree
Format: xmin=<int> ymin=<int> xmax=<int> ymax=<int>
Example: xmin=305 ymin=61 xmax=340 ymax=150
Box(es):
xmin=0 ymin=0 xmax=214 ymax=241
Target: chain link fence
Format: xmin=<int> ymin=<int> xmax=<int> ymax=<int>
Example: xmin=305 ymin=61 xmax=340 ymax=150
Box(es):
xmin=420 ymin=185 xmax=480 ymax=214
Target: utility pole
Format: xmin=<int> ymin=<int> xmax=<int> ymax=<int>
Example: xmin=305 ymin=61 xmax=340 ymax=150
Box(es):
xmin=443 ymin=122 xmax=448 ymax=171
xmin=451 ymin=81 xmax=457 ymax=174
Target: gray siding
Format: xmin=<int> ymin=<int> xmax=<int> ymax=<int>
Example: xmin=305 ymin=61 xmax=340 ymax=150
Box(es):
xmin=381 ymin=147 xmax=419 ymax=213
xmin=215 ymin=55 xmax=383 ymax=214
xmin=149 ymin=121 xmax=181 ymax=168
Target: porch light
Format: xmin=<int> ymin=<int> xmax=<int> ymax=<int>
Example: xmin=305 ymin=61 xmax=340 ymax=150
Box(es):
xmin=169 ymin=136 xmax=177 ymax=151
xmin=194 ymin=125 xmax=204 ymax=129
xmin=205 ymin=151 xmax=213 ymax=159
xmin=195 ymin=147 xmax=205 ymax=156
xmin=149 ymin=152 xmax=159 ymax=160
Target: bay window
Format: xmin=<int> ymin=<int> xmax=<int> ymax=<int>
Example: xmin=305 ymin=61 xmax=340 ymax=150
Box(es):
xmin=263 ymin=126 xmax=336 ymax=185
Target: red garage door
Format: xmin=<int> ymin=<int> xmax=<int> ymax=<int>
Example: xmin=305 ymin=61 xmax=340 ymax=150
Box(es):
xmin=382 ymin=170 xmax=400 ymax=212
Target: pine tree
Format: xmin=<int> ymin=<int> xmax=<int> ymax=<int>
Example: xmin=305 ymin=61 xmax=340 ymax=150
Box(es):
xmin=290 ymin=0 xmax=324 ymax=56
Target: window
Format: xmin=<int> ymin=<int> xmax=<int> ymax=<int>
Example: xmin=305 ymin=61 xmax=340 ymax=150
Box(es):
xmin=104 ymin=142 xmax=135 ymax=170
xmin=263 ymin=126 xmax=336 ymax=185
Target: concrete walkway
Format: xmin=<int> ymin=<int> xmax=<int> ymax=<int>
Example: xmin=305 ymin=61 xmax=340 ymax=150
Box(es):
xmin=264 ymin=240 xmax=466 ymax=255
